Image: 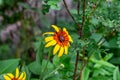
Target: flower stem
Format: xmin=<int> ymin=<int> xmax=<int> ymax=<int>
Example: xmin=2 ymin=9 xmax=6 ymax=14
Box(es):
xmin=39 ymin=48 xmax=51 ymax=80
xmin=43 ymin=53 xmax=50 ymax=72
xmin=43 ymin=64 xmax=64 ymax=80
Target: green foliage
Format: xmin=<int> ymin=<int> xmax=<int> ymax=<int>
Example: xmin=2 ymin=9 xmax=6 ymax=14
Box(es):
xmin=0 ymin=0 xmax=120 ymax=80
xmin=34 ymin=36 xmax=44 ymax=64
xmin=28 ymin=61 xmax=41 ymax=75
xmin=42 ymin=0 xmax=60 ymax=14
xmin=0 ymin=59 xmax=20 ymax=74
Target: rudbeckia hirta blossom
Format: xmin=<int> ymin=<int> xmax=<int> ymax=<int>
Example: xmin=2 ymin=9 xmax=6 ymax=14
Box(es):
xmin=44 ymin=25 xmax=73 ymax=57
xmin=3 ymin=67 xmax=26 ymax=80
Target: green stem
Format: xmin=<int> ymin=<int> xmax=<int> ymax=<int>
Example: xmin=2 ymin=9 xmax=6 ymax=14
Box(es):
xmin=43 ymin=52 xmax=51 ymax=72
xmin=39 ymin=48 xmax=51 ymax=80
xmin=43 ymin=64 xmax=64 ymax=80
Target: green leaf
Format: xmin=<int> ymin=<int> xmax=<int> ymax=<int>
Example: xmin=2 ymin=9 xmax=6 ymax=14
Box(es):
xmin=34 ymin=36 xmax=44 ymax=65
xmin=0 ymin=0 xmax=3 ymax=6
xmin=28 ymin=61 xmax=41 ymax=75
xmin=47 ymin=0 xmax=61 ymax=10
xmin=104 ymin=53 xmax=113 ymax=61
xmin=53 ymin=55 xmax=60 ymax=66
xmin=41 ymin=60 xmax=54 ymax=71
xmin=91 ymin=33 xmax=103 ymax=42
xmin=89 ymin=75 xmax=112 ymax=80
xmin=22 ymin=66 xmax=30 ymax=80
xmin=110 ymin=57 xmax=120 ymax=65
xmin=42 ymin=4 xmax=50 ymax=15
xmin=82 ymin=66 xmax=90 ymax=80
xmin=90 ymin=17 xmax=99 ymax=26
xmin=0 ymin=74 xmax=4 ymax=80
xmin=91 ymin=58 xmax=115 ymax=68
xmin=113 ymin=67 xmax=120 ymax=80
xmin=0 ymin=59 xmax=20 ymax=74
xmin=31 ymin=79 xmax=39 ymax=80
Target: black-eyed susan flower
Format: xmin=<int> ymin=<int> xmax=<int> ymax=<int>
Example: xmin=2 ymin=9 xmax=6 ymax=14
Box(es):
xmin=3 ymin=67 xmax=26 ymax=80
xmin=44 ymin=25 xmax=73 ymax=57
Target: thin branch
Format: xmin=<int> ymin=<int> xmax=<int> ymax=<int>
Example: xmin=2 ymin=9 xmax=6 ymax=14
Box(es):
xmin=62 ymin=0 xmax=86 ymax=80
xmin=73 ymin=52 xmax=79 ymax=80
xmin=81 ymin=0 xmax=86 ymax=29
xmin=79 ymin=0 xmax=86 ymax=80
xmin=79 ymin=0 xmax=86 ymax=37
xmin=79 ymin=46 xmax=86 ymax=80
xmin=77 ymin=0 xmax=80 ymax=15
xmin=62 ymin=0 xmax=78 ymax=25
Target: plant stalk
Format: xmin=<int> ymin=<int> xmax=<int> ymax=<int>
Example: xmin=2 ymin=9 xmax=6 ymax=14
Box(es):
xmin=79 ymin=0 xmax=86 ymax=80
xmin=62 ymin=0 xmax=78 ymax=25
xmin=39 ymin=48 xmax=51 ymax=80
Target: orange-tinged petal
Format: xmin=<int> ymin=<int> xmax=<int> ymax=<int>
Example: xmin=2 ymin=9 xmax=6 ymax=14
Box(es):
xmin=43 ymin=32 xmax=54 ymax=35
xmin=45 ymin=40 xmax=56 ymax=47
xmin=52 ymin=25 xmax=59 ymax=32
xmin=64 ymin=46 xmax=68 ymax=54
xmin=58 ymin=47 xmax=64 ymax=57
xmin=53 ymin=44 xmax=60 ymax=55
xmin=68 ymin=43 xmax=70 ymax=47
xmin=68 ymin=35 xmax=73 ymax=43
xmin=7 ymin=73 xmax=14 ymax=79
xmin=63 ymin=28 xmax=68 ymax=34
xmin=15 ymin=68 xmax=19 ymax=78
xmin=3 ymin=75 xmax=11 ymax=80
xmin=45 ymin=36 xmax=54 ymax=42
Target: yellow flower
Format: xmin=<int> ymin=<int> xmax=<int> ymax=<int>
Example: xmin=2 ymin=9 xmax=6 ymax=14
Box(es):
xmin=3 ymin=67 xmax=26 ymax=80
xmin=44 ymin=25 xmax=73 ymax=57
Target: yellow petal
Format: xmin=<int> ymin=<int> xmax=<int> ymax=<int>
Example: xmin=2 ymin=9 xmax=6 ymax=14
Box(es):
xmin=63 ymin=28 xmax=68 ymax=34
xmin=43 ymin=32 xmax=54 ymax=35
xmin=15 ymin=68 xmax=19 ymax=78
xmin=45 ymin=40 xmax=56 ymax=47
xmin=53 ymin=44 xmax=60 ymax=55
xmin=7 ymin=73 xmax=14 ymax=79
xmin=52 ymin=25 xmax=59 ymax=32
xmin=45 ymin=36 xmax=54 ymax=42
xmin=68 ymin=43 xmax=70 ymax=47
xmin=68 ymin=35 xmax=73 ymax=43
xmin=64 ymin=46 xmax=68 ymax=54
xmin=3 ymin=75 xmax=11 ymax=80
xmin=58 ymin=47 xmax=64 ymax=57
xmin=18 ymin=72 xmax=24 ymax=79
xmin=22 ymin=72 xmax=26 ymax=80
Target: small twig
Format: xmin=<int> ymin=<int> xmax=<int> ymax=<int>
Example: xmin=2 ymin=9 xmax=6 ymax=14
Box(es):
xmin=81 ymin=0 xmax=86 ymax=29
xmin=72 ymin=0 xmax=81 ymax=79
xmin=62 ymin=0 xmax=78 ymax=25
xmin=77 ymin=0 xmax=80 ymax=15
xmin=73 ymin=52 xmax=79 ymax=80
xmin=79 ymin=0 xmax=86 ymax=37
xmin=79 ymin=46 xmax=86 ymax=80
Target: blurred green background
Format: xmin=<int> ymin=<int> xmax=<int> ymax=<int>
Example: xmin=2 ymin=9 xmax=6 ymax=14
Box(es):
xmin=0 ymin=0 xmax=120 ymax=80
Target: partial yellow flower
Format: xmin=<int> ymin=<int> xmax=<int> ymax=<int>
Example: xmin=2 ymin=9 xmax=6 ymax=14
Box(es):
xmin=3 ymin=67 xmax=26 ymax=80
xmin=44 ymin=25 xmax=73 ymax=57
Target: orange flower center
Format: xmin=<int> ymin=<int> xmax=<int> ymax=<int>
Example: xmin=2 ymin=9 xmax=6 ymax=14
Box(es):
xmin=12 ymin=78 xmax=18 ymax=80
xmin=54 ymin=30 xmax=69 ymax=47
